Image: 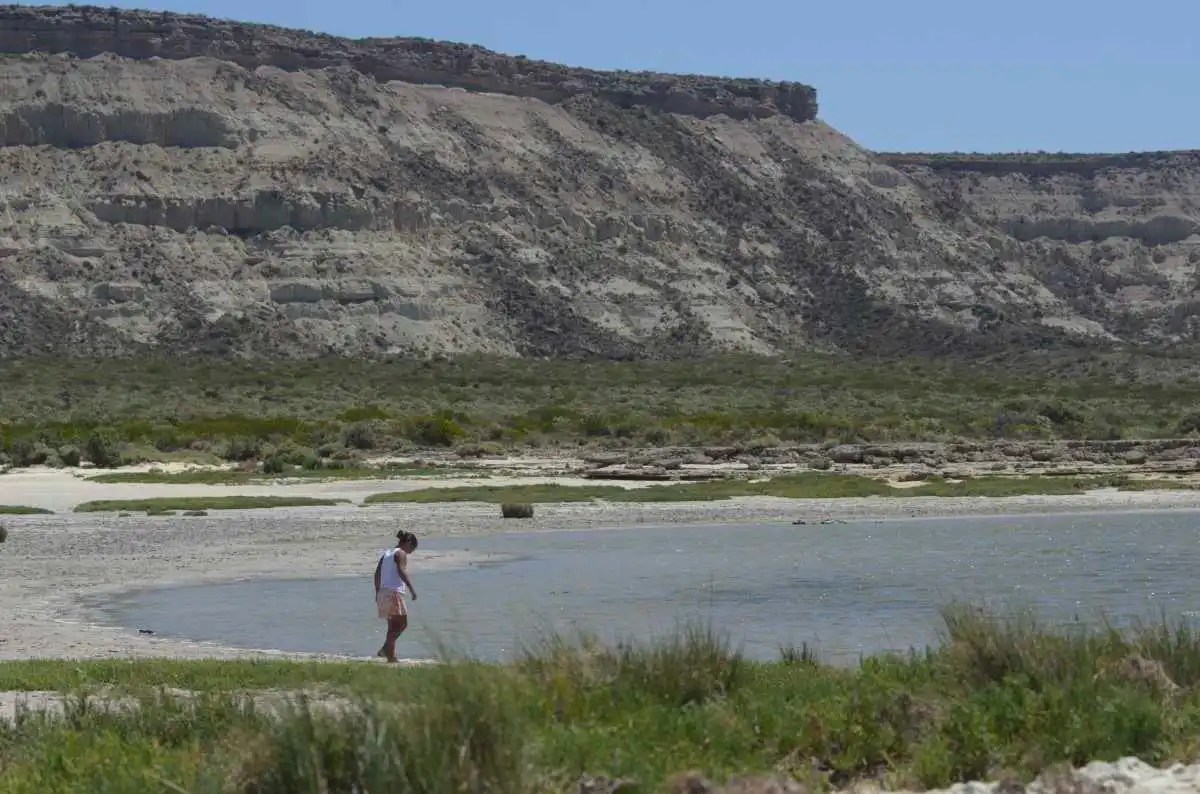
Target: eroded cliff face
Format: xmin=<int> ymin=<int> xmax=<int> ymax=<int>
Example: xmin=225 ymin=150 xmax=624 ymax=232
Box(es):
xmin=882 ymin=153 xmax=1200 ymax=343
xmin=0 ymin=5 xmax=1194 ymax=358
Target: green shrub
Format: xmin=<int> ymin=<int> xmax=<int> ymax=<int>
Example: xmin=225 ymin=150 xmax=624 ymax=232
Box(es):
xmin=261 ymin=455 xmax=287 ymax=475
xmin=84 ymin=432 xmax=119 ymax=468
xmin=224 ymin=436 xmax=262 ymax=462
xmin=403 ymin=415 xmax=464 ymax=447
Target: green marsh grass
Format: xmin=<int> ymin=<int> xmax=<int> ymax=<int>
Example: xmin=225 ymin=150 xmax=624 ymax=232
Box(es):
xmin=365 ymin=474 xmax=892 ymax=505
xmin=905 ymin=475 xmax=1090 ymax=497
xmin=0 ymin=505 xmax=52 ymax=515
xmin=364 ymin=483 xmax=628 ymax=504
xmin=74 ymin=496 xmax=344 ymax=514
xmin=6 ymin=609 xmax=1200 ymax=791
xmin=365 ymin=473 xmax=1191 ymax=505
xmin=87 ymin=464 xmax=463 ymax=485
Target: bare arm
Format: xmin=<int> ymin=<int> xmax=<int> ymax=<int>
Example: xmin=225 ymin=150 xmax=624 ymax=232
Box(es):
xmin=395 ymin=552 xmax=417 ymax=600
xmin=373 ymin=557 xmax=382 ymax=594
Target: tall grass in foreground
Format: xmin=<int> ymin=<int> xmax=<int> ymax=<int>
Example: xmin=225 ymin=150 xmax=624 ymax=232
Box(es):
xmin=7 ymin=610 xmax=1200 ymax=792
xmin=236 ymin=664 xmax=528 ymax=794
xmin=518 ymin=623 xmax=745 ymax=710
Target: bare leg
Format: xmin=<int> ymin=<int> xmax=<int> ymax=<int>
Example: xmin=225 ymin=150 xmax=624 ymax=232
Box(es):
xmin=383 ymin=614 xmax=408 ymax=663
xmin=376 ymin=598 xmax=389 ymax=657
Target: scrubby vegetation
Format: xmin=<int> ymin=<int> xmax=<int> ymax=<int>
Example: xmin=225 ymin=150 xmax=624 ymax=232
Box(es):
xmin=1 ymin=352 xmax=1199 ymax=469
xmin=3 ymin=608 xmax=1200 ymax=792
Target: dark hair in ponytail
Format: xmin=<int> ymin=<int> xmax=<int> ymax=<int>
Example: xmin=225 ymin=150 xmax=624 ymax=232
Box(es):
xmin=396 ymin=530 xmax=419 ymax=549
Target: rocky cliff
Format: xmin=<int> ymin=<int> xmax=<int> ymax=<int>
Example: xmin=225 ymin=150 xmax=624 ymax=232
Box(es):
xmin=0 ymin=5 xmax=817 ymax=123
xmin=0 ymin=5 xmax=1196 ymax=358
xmin=880 ymin=152 xmax=1200 ymax=344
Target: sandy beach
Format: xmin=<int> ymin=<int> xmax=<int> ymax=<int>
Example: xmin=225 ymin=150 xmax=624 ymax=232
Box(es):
xmin=6 ymin=466 xmax=1200 ymax=661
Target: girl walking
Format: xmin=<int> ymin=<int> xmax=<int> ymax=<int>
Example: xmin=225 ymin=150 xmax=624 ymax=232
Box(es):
xmin=374 ymin=530 xmax=418 ymax=663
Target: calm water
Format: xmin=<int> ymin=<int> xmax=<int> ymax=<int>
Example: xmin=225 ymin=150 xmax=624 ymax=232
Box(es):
xmin=101 ymin=512 xmax=1200 ymax=663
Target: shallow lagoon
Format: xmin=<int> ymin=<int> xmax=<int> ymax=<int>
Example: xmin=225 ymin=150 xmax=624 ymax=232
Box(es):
xmin=101 ymin=512 xmax=1200 ymax=663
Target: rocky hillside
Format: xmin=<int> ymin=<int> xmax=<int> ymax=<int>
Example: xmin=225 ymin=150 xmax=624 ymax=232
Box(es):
xmin=0 ymin=5 xmax=1197 ymax=359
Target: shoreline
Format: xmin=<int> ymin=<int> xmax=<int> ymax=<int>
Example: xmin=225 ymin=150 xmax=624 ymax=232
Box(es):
xmin=7 ymin=466 xmax=1200 ymax=660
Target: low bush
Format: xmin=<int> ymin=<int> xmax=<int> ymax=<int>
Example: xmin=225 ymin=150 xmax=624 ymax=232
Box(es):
xmin=500 ymin=502 xmax=534 ymax=518
xmin=58 ymin=444 xmax=81 ymax=467
xmin=340 ymin=422 xmax=376 ymax=451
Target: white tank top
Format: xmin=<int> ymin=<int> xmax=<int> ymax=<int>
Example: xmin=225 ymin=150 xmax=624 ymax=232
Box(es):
xmin=378 ymin=548 xmax=407 ymax=593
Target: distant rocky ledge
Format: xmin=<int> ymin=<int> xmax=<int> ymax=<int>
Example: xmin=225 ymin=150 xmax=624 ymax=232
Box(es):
xmin=879 ymin=150 xmax=1200 ymax=177
xmin=0 ymin=4 xmax=818 ymax=122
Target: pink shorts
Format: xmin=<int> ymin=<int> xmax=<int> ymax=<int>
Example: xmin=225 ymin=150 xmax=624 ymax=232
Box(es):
xmin=376 ymin=589 xmax=408 ymax=620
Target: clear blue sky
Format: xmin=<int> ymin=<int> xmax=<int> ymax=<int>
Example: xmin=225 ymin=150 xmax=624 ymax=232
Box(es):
xmin=25 ymin=0 xmax=1199 ymax=153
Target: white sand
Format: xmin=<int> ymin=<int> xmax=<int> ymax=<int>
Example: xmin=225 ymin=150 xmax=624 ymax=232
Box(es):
xmin=6 ymin=468 xmax=1200 ymax=661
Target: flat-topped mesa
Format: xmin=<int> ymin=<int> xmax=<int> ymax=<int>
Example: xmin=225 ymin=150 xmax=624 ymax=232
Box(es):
xmin=0 ymin=4 xmax=819 ymax=123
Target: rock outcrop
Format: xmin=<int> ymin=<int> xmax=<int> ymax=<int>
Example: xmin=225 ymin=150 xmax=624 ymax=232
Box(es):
xmin=0 ymin=6 xmax=1197 ymax=359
